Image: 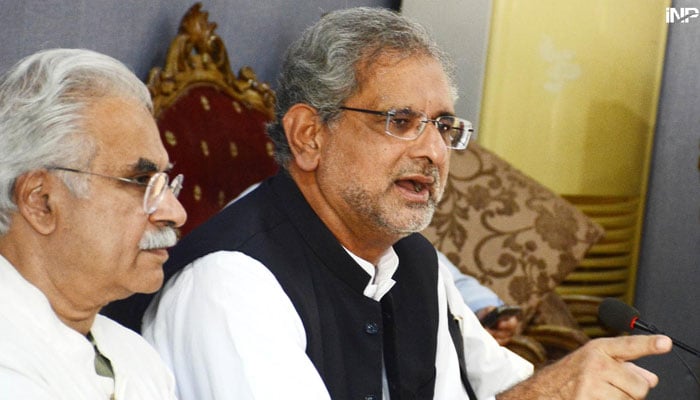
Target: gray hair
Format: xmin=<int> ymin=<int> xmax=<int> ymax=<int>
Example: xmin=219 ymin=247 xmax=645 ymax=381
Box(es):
xmin=0 ymin=48 xmax=152 ymax=235
xmin=267 ymin=7 xmax=457 ymax=167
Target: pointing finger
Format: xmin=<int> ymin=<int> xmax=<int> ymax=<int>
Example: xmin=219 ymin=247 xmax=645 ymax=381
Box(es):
xmin=600 ymin=335 xmax=672 ymax=361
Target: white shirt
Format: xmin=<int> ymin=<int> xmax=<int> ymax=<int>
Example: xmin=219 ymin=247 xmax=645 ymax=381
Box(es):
xmin=0 ymin=255 xmax=177 ymax=400
xmin=143 ymin=248 xmax=532 ymax=400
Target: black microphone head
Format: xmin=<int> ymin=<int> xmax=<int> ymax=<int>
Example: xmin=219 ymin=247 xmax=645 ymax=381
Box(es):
xmin=598 ymin=297 xmax=640 ymax=334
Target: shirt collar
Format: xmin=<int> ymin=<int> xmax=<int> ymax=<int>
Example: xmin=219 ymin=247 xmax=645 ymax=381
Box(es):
xmin=343 ymin=246 xmax=398 ymax=301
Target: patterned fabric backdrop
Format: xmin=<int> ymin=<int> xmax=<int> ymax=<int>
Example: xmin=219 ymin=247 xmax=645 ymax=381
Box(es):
xmin=423 ymin=142 xmax=603 ymax=321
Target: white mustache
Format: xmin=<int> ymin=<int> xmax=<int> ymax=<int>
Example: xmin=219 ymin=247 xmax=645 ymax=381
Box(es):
xmin=139 ymin=227 xmax=178 ymax=250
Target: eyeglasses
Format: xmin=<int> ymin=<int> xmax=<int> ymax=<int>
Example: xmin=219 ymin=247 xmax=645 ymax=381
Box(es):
xmin=338 ymin=106 xmax=473 ymax=150
xmin=48 ymin=167 xmax=183 ymax=215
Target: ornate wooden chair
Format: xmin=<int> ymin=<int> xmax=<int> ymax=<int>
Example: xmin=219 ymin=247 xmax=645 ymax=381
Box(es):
xmin=102 ymin=2 xmax=278 ymax=332
xmin=149 ymin=2 xmax=278 ymax=236
xmin=422 ymin=141 xmax=604 ymax=367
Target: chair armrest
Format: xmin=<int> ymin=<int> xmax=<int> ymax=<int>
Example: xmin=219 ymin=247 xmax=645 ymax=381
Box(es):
xmin=523 ymin=324 xmax=590 ymax=365
xmin=506 ymin=334 xmax=547 ymax=367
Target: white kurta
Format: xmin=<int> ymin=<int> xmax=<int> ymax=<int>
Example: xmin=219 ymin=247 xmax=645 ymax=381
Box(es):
xmin=143 ymin=248 xmax=533 ymax=400
xmin=0 ymin=255 xmax=177 ymax=400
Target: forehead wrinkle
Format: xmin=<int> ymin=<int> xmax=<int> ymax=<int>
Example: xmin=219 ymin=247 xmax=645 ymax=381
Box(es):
xmin=367 ymin=84 xmax=455 ymax=120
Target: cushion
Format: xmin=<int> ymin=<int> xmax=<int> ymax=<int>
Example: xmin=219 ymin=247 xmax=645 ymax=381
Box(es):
xmin=422 ymin=142 xmax=604 ymax=321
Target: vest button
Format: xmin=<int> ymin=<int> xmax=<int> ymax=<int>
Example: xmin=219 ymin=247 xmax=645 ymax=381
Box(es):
xmin=364 ymin=322 xmax=379 ymax=335
xmin=364 ymin=395 xmax=378 ymax=400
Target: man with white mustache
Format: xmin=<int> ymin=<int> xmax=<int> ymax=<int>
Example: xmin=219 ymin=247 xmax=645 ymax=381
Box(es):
xmin=0 ymin=48 xmax=187 ymax=399
xmin=140 ymin=226 xmax=179 ymax=252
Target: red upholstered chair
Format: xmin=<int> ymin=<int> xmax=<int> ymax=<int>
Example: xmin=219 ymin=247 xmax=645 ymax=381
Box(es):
xmin=149 ymin=3 xmax=278 ymax=236
xmin=101 ymin=3 xmax=278 ymax=332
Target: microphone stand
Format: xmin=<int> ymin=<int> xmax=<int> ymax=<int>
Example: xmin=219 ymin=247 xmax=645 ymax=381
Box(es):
xmin=632 ymin=317 xmax=700 ymax=358
xmin=632 ymin=317 xmax=700 ymax=388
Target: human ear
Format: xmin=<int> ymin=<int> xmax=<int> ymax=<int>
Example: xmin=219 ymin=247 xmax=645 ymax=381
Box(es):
xmin=283 ymin=103 xmax=323 ymax=172
xmin=13 ymin=171 xmax=57 ymax=235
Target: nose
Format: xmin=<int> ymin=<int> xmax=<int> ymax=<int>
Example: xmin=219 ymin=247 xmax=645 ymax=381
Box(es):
xmin=150 ymin=188 xmax=187 ymax=228
xmin=410 ymin=121 xmax=449 ymax=166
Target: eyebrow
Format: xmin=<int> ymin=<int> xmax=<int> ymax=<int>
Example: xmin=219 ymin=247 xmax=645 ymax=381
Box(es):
xmin=392 ymin=106 xmax=456 ymax=118
xmin=130 ymin=158 xmax=173 ymax=174
xmin=432 ymin=108 xmax=456 ymax=118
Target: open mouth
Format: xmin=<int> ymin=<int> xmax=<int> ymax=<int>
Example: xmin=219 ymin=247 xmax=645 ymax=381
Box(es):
xmin=397 ymin=179 xmax=427 ymax=192
xmin=395 ymin=176 xmax=435 ymax=201
xmin=413 ymin=181 xmax=425 ymax=193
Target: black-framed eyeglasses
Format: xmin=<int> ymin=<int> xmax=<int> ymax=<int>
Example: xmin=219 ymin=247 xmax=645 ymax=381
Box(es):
xmin=338 ymin=106 xmax=473 ymax=150
xmin=48 ymin=167 xmax=183 ymax=215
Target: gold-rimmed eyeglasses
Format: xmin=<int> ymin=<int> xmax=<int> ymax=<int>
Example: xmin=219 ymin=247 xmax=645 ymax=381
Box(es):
xmin=48 ymin=167 xmax=183 ymax=215
xmin=339 ymin=106 xmax=473 ymax=150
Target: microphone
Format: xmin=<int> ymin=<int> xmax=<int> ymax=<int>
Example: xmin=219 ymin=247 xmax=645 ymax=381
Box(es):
xmin=598 ymin=297 xmax=700 ymax=358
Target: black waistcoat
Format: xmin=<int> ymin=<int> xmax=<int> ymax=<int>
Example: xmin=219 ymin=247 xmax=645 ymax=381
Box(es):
xmin=173 ymin=173 xmax=443 ymax=399
xmin=104 ymin=172 xmax=453 ymax=399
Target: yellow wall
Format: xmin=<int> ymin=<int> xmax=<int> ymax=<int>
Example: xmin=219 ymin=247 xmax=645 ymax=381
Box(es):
xmin=477 ymin=0 xmax=670 ymax=314
xmin=479 ymin=0 xmax=668 ymax=197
